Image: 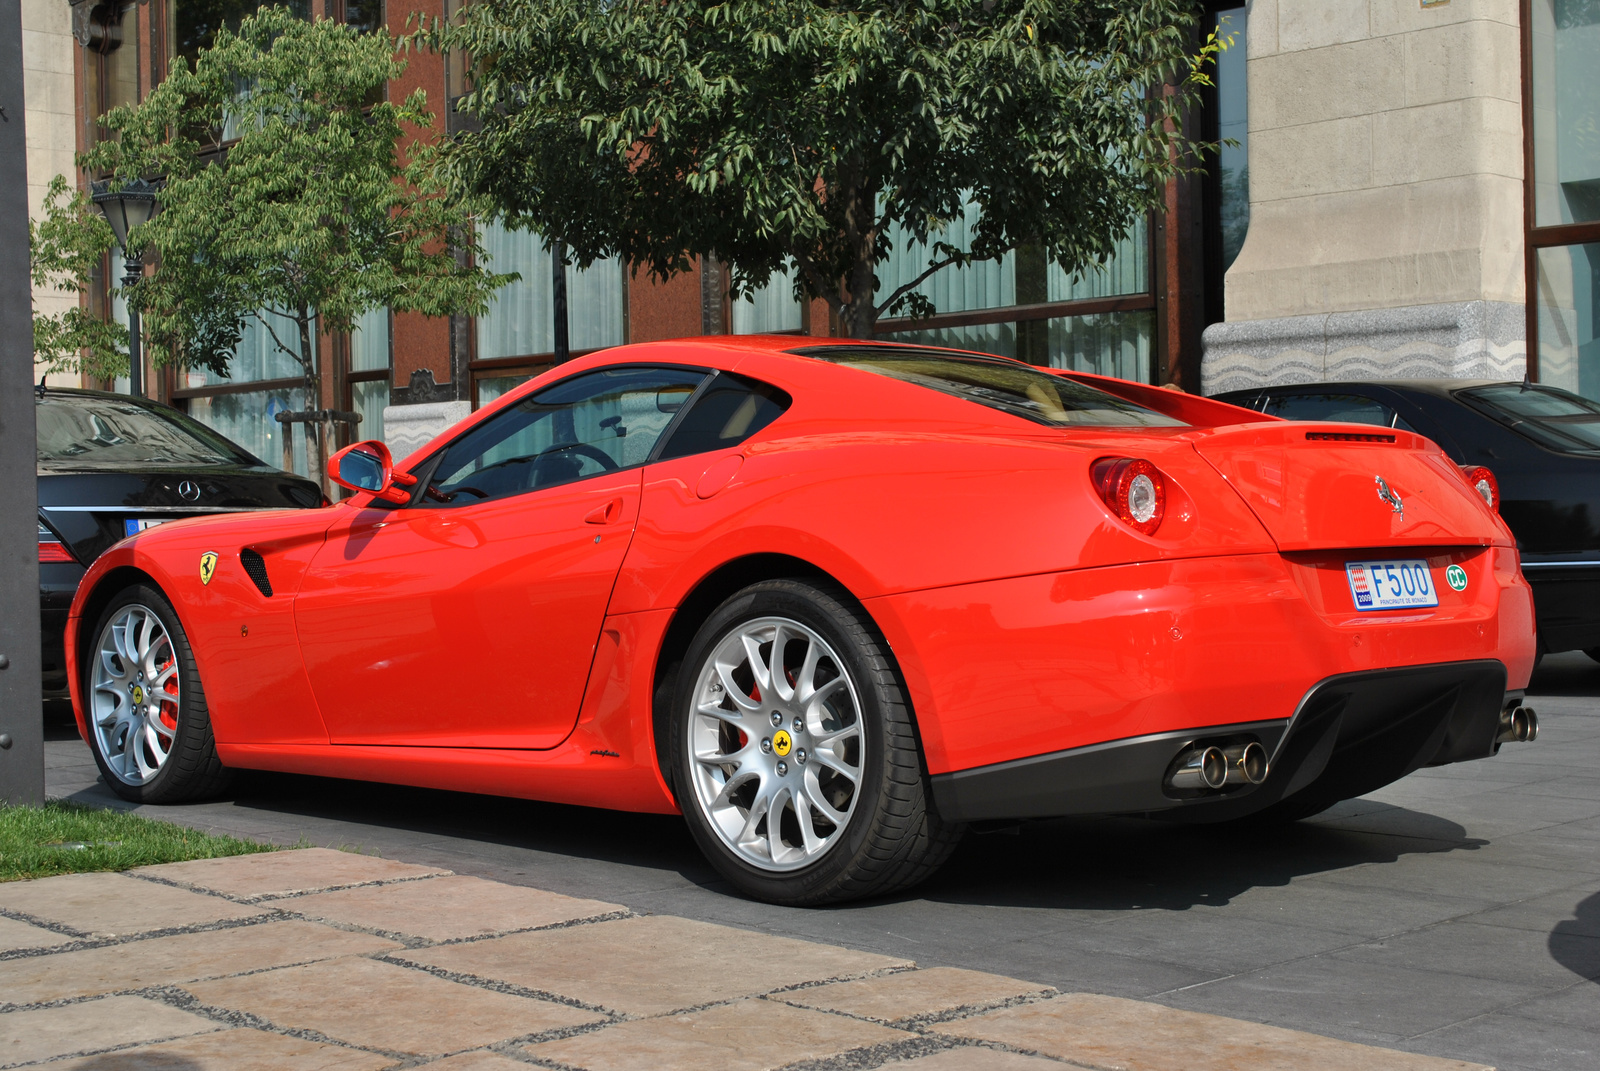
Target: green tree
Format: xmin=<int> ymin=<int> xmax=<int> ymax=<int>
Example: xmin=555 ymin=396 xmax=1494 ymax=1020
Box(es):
xmin=429 ymin=0 xmax=1216 ymax=339
xmin=30 ymin=175 xmax=128 ymax=382
xmin=84 ymin=6 xmax=508 ymax=484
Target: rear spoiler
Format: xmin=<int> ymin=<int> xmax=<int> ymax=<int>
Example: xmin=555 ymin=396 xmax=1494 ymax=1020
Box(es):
xmin=1054 ymin=369 xmax=1281 ymax=428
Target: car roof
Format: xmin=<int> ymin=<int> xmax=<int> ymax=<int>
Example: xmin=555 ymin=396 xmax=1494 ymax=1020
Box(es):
xmin=35 ymin=384 xmax=189 ymax=411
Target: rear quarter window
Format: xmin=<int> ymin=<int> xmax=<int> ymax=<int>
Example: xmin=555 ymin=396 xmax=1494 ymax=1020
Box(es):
xmin=656 ymin=374 xmax=792 ymax=460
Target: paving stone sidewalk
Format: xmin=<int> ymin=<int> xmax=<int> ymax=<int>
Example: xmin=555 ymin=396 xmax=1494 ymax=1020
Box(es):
xmin=0 ymin=848 xmax=1493 ymax=1071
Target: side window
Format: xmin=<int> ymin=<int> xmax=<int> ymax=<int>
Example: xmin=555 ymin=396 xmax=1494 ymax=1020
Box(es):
xmin=656 ymin=374 xmax=792 ymax=461
xmin=1263 ymin=392 xmax=1395 ymax=428
xmin=424 ymin=366 xmax=707 ymax=505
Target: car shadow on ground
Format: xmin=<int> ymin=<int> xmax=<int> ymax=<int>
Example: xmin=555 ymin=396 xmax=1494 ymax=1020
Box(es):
xmin=1550 ymin=889 xmax=1600 ymax=983
xmin=899 ymin=803 xmax=1480 ymax=913
xmin=137 ymin=765 xmax=1475 ymax=914
xmin=1529 ymin=649 xmax=1600 ymax=696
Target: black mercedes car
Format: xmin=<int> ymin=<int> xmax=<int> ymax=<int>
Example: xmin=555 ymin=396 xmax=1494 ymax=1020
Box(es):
xmin=1212 ymin=379 xmax=1600 ymax=659
xmin=36 ymin=387 xmax=324 ymax=700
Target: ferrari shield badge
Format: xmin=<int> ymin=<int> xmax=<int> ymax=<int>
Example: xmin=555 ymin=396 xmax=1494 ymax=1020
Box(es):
xmin=199 ymin=551 xmax=219 ymax=586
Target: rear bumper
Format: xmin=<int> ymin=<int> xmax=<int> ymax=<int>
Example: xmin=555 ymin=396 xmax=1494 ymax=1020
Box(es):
xmin=869 ymin=548 xmax=1536 ymax=778
xmin=930 ymin=660 xmax=1510 ymax=822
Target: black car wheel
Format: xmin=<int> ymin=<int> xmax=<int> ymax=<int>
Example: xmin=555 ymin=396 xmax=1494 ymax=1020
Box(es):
xmin=84 ymin=584 xmax=231 ymax=803
xmin=669 ymin=579 xmax=961 ymax=905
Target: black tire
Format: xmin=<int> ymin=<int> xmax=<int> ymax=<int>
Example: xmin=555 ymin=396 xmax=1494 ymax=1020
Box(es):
xmin=669 ymin=578 xmax=961 ymax=905
xmin=82 ymin=584 xmax=231 ymax=803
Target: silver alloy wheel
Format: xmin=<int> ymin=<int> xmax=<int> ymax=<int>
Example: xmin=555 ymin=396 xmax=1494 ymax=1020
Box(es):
xmin=687 ymin=616 xmax=865 ymax=871
xmin=90 ymin=604 xmax=181 ymax=785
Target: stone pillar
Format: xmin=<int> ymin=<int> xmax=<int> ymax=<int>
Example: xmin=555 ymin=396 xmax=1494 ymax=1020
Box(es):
xmin=23 ymin=0 xmax=77 ymax=385
xmin=1202 ymin=0 xmax=1527 ymax=393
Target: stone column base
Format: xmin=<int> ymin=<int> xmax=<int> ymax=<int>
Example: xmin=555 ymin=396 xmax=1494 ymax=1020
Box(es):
xmin=1200 ymin=301 xmax=1527 ymax=396
xmin=382 ymin=400 xmax=470 ymax=462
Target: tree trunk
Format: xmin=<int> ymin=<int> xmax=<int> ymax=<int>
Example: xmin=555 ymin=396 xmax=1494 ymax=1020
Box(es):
xmin=297 ymin=306 xmax=326 ymax=494
xmin=839 ymin=182 xmax=880 ymax=340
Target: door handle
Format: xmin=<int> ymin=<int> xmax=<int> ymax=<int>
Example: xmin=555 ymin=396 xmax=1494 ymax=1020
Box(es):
xmin=584 ymin=498 xmax=622 ymax=525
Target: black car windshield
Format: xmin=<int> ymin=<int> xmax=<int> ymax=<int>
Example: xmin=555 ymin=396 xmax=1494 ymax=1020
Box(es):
xmin=1459 ymin=384 xmax=1600 ymax=455
xmin=36 ymin=393 xmax=258 ymax=467
xmin=792 ymin=346 xmax=1186 ymax=428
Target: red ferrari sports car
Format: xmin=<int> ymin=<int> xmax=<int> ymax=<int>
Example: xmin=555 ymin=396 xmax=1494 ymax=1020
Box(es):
xmin=66 ymin=338 xmax=1539 ymax=904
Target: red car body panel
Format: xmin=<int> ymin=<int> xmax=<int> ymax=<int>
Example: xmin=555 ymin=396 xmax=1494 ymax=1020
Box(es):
xmin=65 ymin=336 xmax=1537 ymax=821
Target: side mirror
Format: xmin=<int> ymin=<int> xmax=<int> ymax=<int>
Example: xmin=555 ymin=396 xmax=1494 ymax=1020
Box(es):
xmin=328 ymin=440 xmax=417 ymax=504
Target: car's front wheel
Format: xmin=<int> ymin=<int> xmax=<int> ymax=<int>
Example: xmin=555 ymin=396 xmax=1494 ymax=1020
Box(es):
xmin=85 ymin=584 xmax=231 ymax=803
xmin=670 ymin=579 xmax=960 ymax=905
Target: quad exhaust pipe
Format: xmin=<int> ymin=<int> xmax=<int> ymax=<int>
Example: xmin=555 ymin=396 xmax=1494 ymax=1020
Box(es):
xmin=1497 ymin=705 xmax=1538 ymax=745
xmin=1167 ymin=741 xmax=1269 ymax=793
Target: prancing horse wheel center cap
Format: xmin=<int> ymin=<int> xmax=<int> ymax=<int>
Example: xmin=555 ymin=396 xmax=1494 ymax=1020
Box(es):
xmin=772 ymin=729 xmax=793 ymax=757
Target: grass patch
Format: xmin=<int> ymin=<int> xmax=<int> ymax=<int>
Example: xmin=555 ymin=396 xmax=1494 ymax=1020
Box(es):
xmin=0 ymin=801 xmax=274 ymax=883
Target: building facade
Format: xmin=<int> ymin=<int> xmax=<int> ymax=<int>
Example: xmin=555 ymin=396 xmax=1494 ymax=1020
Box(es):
xmin=31 ymin=0 xmax=1595 ymax=478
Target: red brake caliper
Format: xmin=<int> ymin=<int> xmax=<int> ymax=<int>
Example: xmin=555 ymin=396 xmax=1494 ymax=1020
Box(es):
xmin=157 ymin=658 xmax=179 ymax=731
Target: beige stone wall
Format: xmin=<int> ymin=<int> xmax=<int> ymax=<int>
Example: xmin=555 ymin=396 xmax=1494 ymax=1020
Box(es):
xmin=23 ymin=0 xmax=79 ymax=384
xmin=1226 ymin=0 xmax=1525 ymax=323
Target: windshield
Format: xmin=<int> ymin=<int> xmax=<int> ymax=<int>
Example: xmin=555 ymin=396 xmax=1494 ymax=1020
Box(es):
xmin=1459 ymin=384 xmax=1600 ymax=455
xmin=792 ymin=346 xmax=1186 ymax=428
xmin=36 ymin=394 xmax=259 ymax=468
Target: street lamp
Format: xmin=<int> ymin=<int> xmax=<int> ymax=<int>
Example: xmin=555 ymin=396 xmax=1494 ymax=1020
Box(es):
xmin=90 ymin=177 xmax=161 ymax=398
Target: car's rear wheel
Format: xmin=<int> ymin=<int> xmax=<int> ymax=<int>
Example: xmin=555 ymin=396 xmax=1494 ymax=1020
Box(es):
xmin=85 ymin=584 xmax=231 ymax=803
xmin=669 ymin=579 xmax=960 ymax=905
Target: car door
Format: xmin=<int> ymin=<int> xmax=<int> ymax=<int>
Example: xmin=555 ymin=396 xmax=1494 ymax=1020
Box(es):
xmin=294 ymin=365 xmax=708 ymax=749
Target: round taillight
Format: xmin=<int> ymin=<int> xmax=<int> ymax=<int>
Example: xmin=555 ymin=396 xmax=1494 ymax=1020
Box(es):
xmin=1092 ymin=458 xmax=1167 ymax=535
xmin=1461 ymin=465 xmax=1498 ymax=513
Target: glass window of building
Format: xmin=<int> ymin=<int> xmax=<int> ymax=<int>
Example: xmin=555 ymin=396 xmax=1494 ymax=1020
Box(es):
xmin=84 ymin=2 xmax=140 ymax=145
xmin=1529 ymin=1 xmax=1600 ymax=398
xmin=873 ymin=194 xmax=1155 ymax=381
xmin=1532 ymin=0 xmax=1600 ymax=227
xmin=169 ymin=0 xmax=309 ymax=72
xmin=1213 ymin=5 xmax=1249 ymax=274
xmin=731 ymin=268 xmax=803 ymax=334
xmin=472 ymin=219 xmax=626 ymax=406
xmin=348 ymin=305 xmax=390 ymax=444
xmin=183 ymin=311 xmax=313 ymax=475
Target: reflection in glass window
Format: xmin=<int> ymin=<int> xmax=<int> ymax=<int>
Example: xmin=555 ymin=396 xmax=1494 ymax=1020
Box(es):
xmin=476 ymin=221 xmax=625 ymax=360
xmin=1213 ymin=6 xmax=1250 ymax=271
xmin=1464 ymin=383 xmax=1600 ymax=453
xmin=1261 ymin=394 xmax=1395 ymax=427
xmin=798 ymin=346 xmax=1183 ymax=428
xmin=1535 ymin=243 xmax=1600 ymax=399
xmin=1532 ymin=0 xmax=1600 ymax=226
xmin=36 ymin=395 xmax=255 ymax=467
xmin=428 ymin=367 xmax=706 ymax=503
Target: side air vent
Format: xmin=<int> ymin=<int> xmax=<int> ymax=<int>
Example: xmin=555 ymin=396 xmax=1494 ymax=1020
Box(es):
xmin=1305 ymin=431 xmax=1396 ymax=443
xmin=240 ymin=549 xmax=273 ymax=597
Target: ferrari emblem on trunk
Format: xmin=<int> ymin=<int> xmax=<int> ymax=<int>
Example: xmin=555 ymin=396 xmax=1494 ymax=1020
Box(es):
xmin=199 ymin=552 xmax=219 ymax=585
xmin=1375 ymin=476 xmax=1404 ymax=519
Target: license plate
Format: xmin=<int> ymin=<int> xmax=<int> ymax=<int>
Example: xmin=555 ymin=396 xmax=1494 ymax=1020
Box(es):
xmin=1346 ymin=559 xmax=1438 ymax=611
xmin=124 ymin=518 xmax=171 ymax=536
